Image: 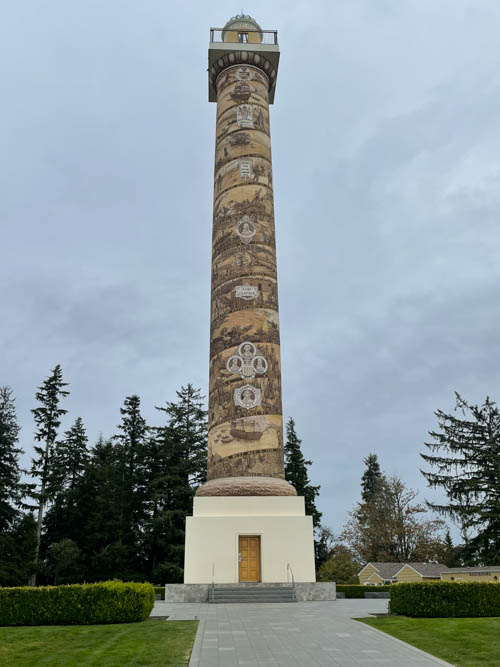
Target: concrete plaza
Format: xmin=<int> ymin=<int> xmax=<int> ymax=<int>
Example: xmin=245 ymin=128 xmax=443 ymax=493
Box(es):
xmin=151 ymin=598 xmax=452 ymax=666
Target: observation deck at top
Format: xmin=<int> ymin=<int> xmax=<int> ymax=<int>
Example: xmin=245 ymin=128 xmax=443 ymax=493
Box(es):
xmin=208 ymin=14 xmax=280 ymax=103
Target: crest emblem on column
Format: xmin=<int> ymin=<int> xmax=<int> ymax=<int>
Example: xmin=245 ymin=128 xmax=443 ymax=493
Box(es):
xmin=236 ymin=215 xmax=256 ymax=243
xmin=234 ymin=384 xmax=262 ymax=410
xmin=226 ymin=341 xmax=268 ymax=380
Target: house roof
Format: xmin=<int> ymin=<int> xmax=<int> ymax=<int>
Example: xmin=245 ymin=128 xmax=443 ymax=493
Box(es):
xmin=395 ymin=562 xmax=449 ymax=578
xmin=360 ymin=562 xmax=449 ymax=579
xmin=360 ymin=563 xmax=402 ymax=579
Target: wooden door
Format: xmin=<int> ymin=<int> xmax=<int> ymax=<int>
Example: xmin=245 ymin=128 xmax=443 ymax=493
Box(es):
xmin=239 ymin=535 xmax=261 ymax=582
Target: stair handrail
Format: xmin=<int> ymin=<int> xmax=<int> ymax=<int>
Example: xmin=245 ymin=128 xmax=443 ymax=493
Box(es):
xmin=286 ymin=562 xmax=295 ymax=588
xmin=210 ymin=562 xmax=215 ymax=602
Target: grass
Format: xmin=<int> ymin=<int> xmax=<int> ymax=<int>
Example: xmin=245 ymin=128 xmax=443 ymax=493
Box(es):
xmin=356 ymin=615 xmax=500 ymax=667
xmin=0 ymin=620 xmax=198 ymax=666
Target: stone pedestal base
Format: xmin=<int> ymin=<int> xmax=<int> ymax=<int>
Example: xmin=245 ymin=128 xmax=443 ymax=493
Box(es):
xmin=164 ymin=581 xmax=336 ymax=602
xmin=184 ymin=496 xmax=316 ymax=584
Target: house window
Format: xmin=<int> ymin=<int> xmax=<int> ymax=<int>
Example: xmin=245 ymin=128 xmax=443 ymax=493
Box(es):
xmin=450 ymin=577 xmax=455 ymax=581
xmin=238 ymin=32 xmax=249 ymax=43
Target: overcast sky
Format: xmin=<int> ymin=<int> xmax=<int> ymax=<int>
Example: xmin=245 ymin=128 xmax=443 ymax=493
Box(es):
xmin=2 ymin=0 xmax=500 ymax=539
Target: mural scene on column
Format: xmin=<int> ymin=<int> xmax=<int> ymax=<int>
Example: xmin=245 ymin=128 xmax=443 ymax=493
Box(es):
xmin=208 ymin=65 xmax=286 ymax=482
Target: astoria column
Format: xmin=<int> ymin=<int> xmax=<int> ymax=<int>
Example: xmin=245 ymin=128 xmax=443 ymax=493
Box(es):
xmin=182 ymin=15 xmax=317 ymax=587
xmin=197 ymin=15 xmax=295 ymax=497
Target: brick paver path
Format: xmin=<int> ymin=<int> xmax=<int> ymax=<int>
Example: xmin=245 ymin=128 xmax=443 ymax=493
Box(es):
xmin=151 ymin=599 xmax=452 ymax=666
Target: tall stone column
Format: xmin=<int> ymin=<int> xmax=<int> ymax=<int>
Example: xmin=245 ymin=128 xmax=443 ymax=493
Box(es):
xmin=197 ymin=62 xmax=295 ymax=497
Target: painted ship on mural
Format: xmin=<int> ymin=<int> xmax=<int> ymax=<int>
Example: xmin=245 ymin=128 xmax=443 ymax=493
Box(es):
xmin=230 ymin=419 xmax=263 ymax=441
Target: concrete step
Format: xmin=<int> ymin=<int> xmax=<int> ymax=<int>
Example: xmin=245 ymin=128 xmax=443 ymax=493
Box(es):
xmin=209 ymin=586 xmax=296 ymax=603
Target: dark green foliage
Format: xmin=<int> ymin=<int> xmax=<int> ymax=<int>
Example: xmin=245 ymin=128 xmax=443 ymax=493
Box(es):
xmin=284 ymin=417 xmax=321 ymax=528
xmin=77 ymin=436 xmax=143 ymax=581
xmin=0 ymin=514 xmax=37 ymax=587
xmin=390 ymin=581 xmax=500 ymax=618
xmin=0 ymin=581 xmax=154 ymax=626
xmin=336 ymin=584 xmax=392 ymax=598
xmin=442 ymin=530 xmax=464 ymax=568
xmin=0 ymin=386 xmax=23 ymax=532
xmin=49 ymin=417 xmax=89 ymax=493
xmin=361 ymin=453 xmax=382 ymax=503
xmin=317 ymin=544 xmax=361 ymax=583
xmin=0 ymin=380 xmax=208 ymax=586
xmin=314 ymin=526 xmax=334 ymax=571
xmin=46 ymin=539 xmax=82 ymax=585
xmin=421 ymin=393 xmax=500 ymax=565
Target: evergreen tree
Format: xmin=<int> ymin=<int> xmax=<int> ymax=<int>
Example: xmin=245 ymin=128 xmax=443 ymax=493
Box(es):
xmin=284 ymin=417 xmax=322 ymax=528
xmin=421 ymin=393 xmax=500 ymax=564
xmin=361 ymin=453 xmax=382 ymax=503
xmin=441 ymin=529 xmax=463 ymax=568
xmin=47 ymin=538 xmax=82 ymax=585
xmin=79 ymin=436 xmax=140 ymax=581
xmin=0 ymin=513 xmax=37 ymax=586
xmin=113 ymin=395 xmax=149 ymax=561
xmin=314 ymin=526 xmax=335 ymax=571
xmin=29 ymin=365 xmax=69 ymax=585
xmin=50 ymin=417 xmax=89 ymax=492
xmin=42 ymin=418 xmax=89 ymax=572
xmin=0 ymin=386 xmax=23 ymax=532
xmin=146 ymin=385 xmax=207 ymax=582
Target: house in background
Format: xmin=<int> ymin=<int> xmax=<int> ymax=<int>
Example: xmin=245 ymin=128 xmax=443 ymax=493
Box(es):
xmin=358 ymin=563 xmax=401 ymax=585
xmin=358 ymin=562 xmax=449 ymax=585
xmin=441 ymin=566 xmax=500 ymax=582
xmin=394 ymin=562 xmax=448 ymax=582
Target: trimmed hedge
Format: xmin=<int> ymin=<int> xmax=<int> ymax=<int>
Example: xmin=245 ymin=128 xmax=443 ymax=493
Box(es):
xmin=390 ymin=581 xmax=500 ymax=618
xmin=336 ymin=585 xmax=392 ymax=598
xmin=0 ymin=581 xmax=155 ymax=626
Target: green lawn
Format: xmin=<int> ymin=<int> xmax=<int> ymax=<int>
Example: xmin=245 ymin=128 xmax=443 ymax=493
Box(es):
xmin=356 ymin=616 xmax=500 ymax=667
xmin=0 ymin=620 xmax=198 ymax=666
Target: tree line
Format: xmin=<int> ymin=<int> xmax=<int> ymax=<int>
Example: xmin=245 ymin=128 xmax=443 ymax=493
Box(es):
xmin=0 ymin=366 xmax=323 ymax=587
xmin=1 ymin=365 xmax=497 ymax=587
xmin=0 ymin=366 xmax=208 ymax=586
xmin=317 ymin=393 xmax=500 ymax=583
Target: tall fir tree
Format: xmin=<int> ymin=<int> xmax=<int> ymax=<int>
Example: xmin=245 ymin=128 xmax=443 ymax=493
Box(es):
xmin=0 ymin=386 xmax=37 ymax=586
xmin=49 ymin=417 xmax=89 ymax=492
xmin=42 ymin=418 xmax=89 ymax=571
xmin=360 ymin=453 xmax=382 ymax=503
xmin=29 ymin=365 xmax=69 ymax=585
xmin=0 ymin=386 xmax=23 ymax=532
xmin=112 ymin=395 xmax=149 ymax=576
xmin=147 ymin=385 xmax=207 ymax=582
xmin=421 ymin=393 xmax=500 ymax=564
xmin=284 ymin=417 xmax=322 ymax=528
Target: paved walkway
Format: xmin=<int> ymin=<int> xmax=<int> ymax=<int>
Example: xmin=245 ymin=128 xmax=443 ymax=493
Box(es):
xmin=151 ymin=599 xmax=453 ymax=666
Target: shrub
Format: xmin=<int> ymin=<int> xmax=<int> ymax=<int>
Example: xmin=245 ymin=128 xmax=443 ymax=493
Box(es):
xmin=390 ymin=581 xmax=500 ymax=617
xmin=0 ymin=581 xmax=154 ymax=626
xmin=336 ymin=584 xmax=392 ymax=598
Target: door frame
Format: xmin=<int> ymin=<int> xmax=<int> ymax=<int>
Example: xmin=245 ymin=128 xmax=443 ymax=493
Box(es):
xmin=238 ymin=534 xmax=261 ymax=583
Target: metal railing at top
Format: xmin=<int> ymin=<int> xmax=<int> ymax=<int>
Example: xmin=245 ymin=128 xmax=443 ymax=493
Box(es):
xmin=210 ymin=28 xmax=278 ymax=45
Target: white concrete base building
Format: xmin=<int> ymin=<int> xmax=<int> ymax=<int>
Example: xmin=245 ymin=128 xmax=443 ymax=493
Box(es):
xmin=184 ymin=496 xmax=316 ymax=584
